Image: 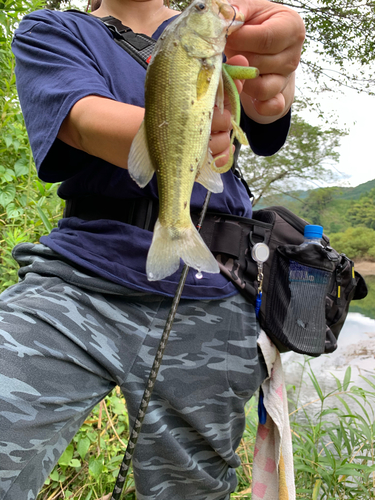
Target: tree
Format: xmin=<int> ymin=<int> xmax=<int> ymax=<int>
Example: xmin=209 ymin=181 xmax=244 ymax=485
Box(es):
xmin=348 ymin=188 xmax=375 ymax=230
xmin=330 ymin=226 xmax=375 ymax=260
xmin=300 ymin=187 xmax=342 ymax=225
xmin=238 ymin=108 xmax=346 ymax=205
xmin=274 ymin=0 xmax=375 ymax=95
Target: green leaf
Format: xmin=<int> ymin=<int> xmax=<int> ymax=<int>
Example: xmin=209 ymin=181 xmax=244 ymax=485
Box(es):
xmin=68 ymin=458 xmax=81 ymax=468
xmin=58 ymin=444 xmax=74 ymax=466
xmin=308 ymin=370 xmax=324 ymax=402
xmin=359 ymin=375 xmax=375 ymax=391
xmin=0 ymin=184 xmax=16 ymax=207
xmin=36 ymin=206 xmax=53 ymax=232
xmin=89 ymin=456 xmax=104 ymax=479
xmin=312 ymin=478 xmax=322 ymax=500
xmin=6 ymin=204 xmax=24 ymax=219
xmin=343 ymin=366 xmax=352 ymax=391
xmin=14 ymin=159 xmax=29 ymax=177
xmin=77 ymin=436 xmax=91 ymax=460
xmin=4 ymin=135 xmax=13 ymax=148
xmin=111 ymin=398 xmax=126 ymax=415
xmin=49 ymin=469 xmax=60 ymax=482
xmin=84 ymin=490 xmax=93 ymax=500
xmin=3 ymin=169 xmax=15 ymax=183
xmin=35 ymin=179 xmax=45 ymax=196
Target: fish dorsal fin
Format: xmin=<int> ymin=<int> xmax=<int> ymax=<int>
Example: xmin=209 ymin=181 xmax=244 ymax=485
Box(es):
xmin=128 ymin=120 xmax=155 ymax=188
xmin=195 ymin=149 xmax=224 ymax=193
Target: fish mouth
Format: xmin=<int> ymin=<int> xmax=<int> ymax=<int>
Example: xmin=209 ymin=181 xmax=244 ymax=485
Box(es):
xmin=216 ymin=0 xmax=244 ymax=34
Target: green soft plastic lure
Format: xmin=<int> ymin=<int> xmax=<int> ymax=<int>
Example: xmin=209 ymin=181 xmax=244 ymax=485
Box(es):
xmin=214 ymin=63 xmax=259 ymax=173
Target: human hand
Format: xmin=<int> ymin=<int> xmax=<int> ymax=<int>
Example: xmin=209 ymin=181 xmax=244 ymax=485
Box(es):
xmin=209 ymin=101 xmax=234 ymax=169
xmin=225 ymin=0 xmax=305 ymax=124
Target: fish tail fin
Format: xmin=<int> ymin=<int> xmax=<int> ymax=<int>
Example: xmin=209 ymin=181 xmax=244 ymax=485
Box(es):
xmin=179 ymin=222 xmax=220 ymax=276
xmin=146 ymin=220 xmax=181 ymax=281
xmin=146 ymin=219 xmax=219 ymax=281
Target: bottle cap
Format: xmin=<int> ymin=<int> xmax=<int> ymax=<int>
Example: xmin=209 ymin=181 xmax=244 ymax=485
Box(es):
xmin=304 ymin=225 xmax=323 ymax=239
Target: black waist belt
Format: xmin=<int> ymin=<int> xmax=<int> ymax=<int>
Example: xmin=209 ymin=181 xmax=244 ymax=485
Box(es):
xmin=63 ymin=196 xmax=160 ymax=232
xmin=63 ymin=195 xmax=254 ymax=259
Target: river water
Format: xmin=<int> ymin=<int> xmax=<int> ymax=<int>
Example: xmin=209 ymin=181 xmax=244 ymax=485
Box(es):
xmin=281 ymin=276 xmax=375 ymax=413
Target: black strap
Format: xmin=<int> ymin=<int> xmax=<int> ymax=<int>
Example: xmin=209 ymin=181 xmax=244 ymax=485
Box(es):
xmin=66 ymin=10 xmax=156 ymax=69
xmin=63 ymin=194 xmax=258 ymax=259
xmin=100 ymin=15 xmax=156 ymax=69
xmin=63 ymin=196 xmax=159 ymax=232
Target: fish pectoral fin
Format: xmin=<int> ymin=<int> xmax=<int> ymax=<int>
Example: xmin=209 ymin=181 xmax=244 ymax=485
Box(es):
xmin=215 ymin=72 xmax=225 ymax=113
xmin=146 ymin=219 xmax=219 ymax=281
xmin=197 ymin=63 xmax=216 ymax=101
xmin=128 ymin=120 xmax=155 ymax=188
xmin=195 ymin=150 xmax=224 ymax=193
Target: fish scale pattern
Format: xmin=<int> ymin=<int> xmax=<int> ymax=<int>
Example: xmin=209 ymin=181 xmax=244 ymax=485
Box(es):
xmin=0 ymin=242 xmax=266 ymax=500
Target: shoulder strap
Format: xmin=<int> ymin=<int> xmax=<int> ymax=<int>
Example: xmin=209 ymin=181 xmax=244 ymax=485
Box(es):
xmin=66 ymin=10 xmax=156 ymax=69
xmin=99 ymin=15 xmax=156 ymax=69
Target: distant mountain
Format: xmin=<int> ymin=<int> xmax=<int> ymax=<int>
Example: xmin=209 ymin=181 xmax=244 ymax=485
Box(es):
xmin=336 ymin=179 xmax=375 ymax=200
xmin=255 ymin=178 xmax=375 ymax=209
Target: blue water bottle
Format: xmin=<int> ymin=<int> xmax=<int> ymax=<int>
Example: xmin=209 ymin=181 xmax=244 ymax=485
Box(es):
xmin=300 ymin=225 xmax=324 ymax=249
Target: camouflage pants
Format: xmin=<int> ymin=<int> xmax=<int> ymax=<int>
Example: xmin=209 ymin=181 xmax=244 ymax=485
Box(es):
xmin=0 ymin=243 xmax=266 ymax=500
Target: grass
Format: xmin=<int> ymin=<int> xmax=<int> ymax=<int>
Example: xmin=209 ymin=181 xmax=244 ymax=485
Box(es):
xmin=35 ymin=361 xmax=375 ymax=500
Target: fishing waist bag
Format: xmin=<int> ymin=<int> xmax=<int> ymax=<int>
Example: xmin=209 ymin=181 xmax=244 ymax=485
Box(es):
xmin=197 ymin=206 xmax=368 ymax=357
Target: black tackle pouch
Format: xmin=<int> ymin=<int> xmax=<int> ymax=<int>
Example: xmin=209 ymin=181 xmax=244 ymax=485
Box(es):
xmin=266 ymin=243 xmax=340 ymax=356
xmin=199 ymin=206 xmax=368 ymax=357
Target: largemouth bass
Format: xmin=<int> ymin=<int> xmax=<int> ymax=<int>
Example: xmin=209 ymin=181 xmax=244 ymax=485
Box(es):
xmin=128 ymin=0 xmax=258 ymax=281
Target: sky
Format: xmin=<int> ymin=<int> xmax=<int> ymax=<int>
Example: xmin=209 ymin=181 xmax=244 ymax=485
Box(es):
xmin=294 ymin=49 xmax=375 ymax=190
xmin=298 ymin=83 xmax=375 ymax=189
xmin=333 ymin=90 xmax=375 ymax=188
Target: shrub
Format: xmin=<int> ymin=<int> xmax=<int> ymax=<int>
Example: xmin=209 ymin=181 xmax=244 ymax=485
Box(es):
xmin=330 ymin=226 xmax=375 ymax=261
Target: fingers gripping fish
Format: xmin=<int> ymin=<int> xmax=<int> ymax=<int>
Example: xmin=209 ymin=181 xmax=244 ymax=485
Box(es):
xmin=128 ymin=0 xmax=258 ymax=281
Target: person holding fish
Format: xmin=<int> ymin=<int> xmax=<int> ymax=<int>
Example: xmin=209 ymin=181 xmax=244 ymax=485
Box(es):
xmin=1 ymin=0 xmax=304 ymax=498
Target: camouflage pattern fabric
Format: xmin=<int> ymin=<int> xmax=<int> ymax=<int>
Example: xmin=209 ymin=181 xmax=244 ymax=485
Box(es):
xmin=0 ymin=243 xmax=266 ymax=500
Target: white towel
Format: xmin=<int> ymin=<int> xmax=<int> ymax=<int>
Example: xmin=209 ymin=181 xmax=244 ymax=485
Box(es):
xmin=252 ymin=330 xmax=295 ymax=500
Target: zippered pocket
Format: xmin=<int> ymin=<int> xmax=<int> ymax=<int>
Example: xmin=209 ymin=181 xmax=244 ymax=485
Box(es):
xmin=265 ymin=206 xmax=330 ymax=246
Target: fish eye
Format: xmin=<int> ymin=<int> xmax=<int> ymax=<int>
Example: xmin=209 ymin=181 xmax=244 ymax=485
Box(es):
xmin=195 ymin=2 xmax=206 ymax=11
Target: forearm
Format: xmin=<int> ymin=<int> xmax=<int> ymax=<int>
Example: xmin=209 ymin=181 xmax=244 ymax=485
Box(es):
xmin=58 ymin=95 xmax=145 ymax=169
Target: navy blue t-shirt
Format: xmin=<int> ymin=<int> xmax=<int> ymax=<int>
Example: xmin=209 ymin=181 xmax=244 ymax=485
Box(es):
xmin=12 ymin=9 xmax=290 ymax=299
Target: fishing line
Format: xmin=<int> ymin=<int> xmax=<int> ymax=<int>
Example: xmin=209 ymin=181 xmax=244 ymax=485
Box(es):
xmin=227 ymin=4 xmax=238 ymax=36
xmin=111 ymin=191 xmax=212 ymax=500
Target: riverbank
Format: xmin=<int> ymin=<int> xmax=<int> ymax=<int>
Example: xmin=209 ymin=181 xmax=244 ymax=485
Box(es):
xmin=353 ymin=260 xmax=375 ymax=275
